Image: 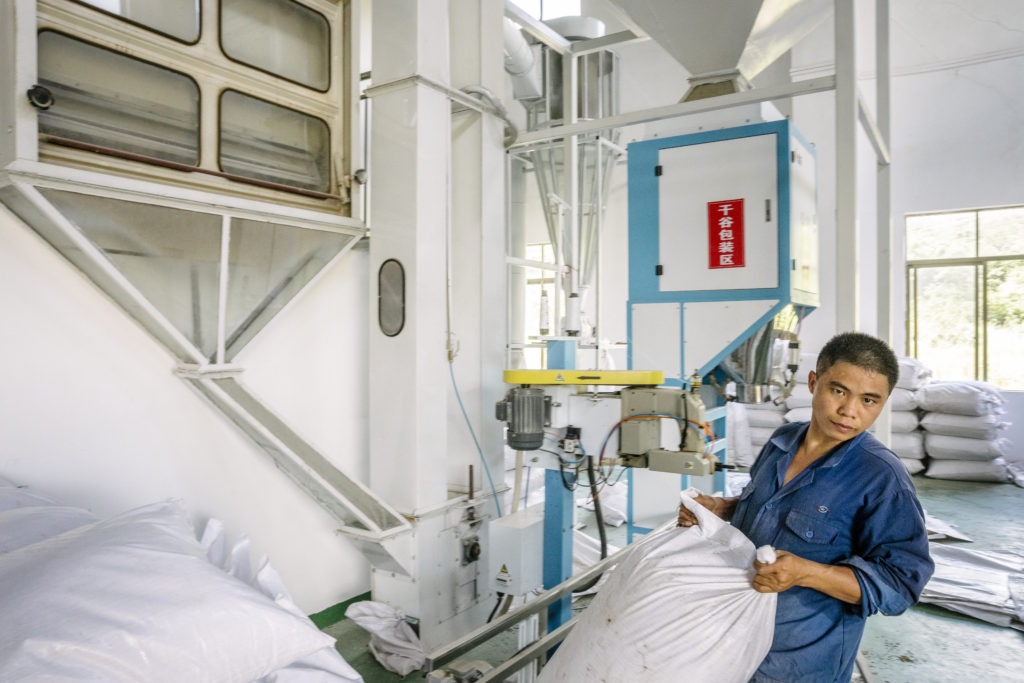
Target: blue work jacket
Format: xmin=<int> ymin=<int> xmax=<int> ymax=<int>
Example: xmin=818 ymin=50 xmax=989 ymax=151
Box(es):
xmin=733 ymin=421 xmax=934 ymax=683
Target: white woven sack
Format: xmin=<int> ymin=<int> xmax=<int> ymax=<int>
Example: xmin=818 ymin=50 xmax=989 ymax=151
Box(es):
xmin=891 ymin=431 xmax=925 ymax=460
xmin=920 ymin=413 xmax=1008 ymax=440
xmin=537 ymin=493 xmax=776 ymax=683
xmin=901 ymin=458 xmax=925 ymax=475
xmin=916 ymin=381 xmax=1004 ymax=417
xmin=890 ymin=411 xmax=921 ymax=433
xmin=890 ymin=388 xmax=918 ymax=412
xmin=726 ymin=402 xmax=756 ymax=468
xmin=924 ymin=434 xmax=1010 ymax=461
xmin=896 ymin=357 xmax=932 ymax=390
xmin=925 ymin=458 xmax=1009 ymax=483
xmin=750 ymin=426 xmax=777 ymax=449
xmin=747 ymin=408 xmax=787 ymax=429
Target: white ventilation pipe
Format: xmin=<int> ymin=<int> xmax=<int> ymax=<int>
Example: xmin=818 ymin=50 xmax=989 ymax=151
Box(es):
xmin=504 ymin=18 xmax=542 ymax=101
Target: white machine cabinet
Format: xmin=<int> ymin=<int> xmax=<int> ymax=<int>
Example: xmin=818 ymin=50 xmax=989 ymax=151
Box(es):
xmin=627 ymin=119 xmax=819 ymax=383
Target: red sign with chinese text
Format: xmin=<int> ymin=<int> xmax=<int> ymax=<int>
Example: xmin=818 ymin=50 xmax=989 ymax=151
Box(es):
xmin=707 ymin=198 xmax=745 ymax=269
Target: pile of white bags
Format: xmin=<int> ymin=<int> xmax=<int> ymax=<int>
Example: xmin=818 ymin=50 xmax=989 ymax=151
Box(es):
xmin=886 ymin=386 xmax=926 ymax=474
xmin=897 ymin=357 xmax=934 ymax=392
xmin=537 ymin=493 xmax=777 ymax=683
xmin=745 ymin=401 xmax=788 ymax=456
xmin=919 ymin=381 xmax=1013 ymax=483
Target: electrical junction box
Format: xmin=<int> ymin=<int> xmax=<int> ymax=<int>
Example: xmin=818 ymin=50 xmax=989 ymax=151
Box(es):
xmin=488 ymin=504 xmax=544 ymax=596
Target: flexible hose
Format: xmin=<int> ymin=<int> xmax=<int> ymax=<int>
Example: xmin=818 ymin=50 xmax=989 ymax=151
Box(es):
xmin=572 ymin=454 xmax=608 ymax=594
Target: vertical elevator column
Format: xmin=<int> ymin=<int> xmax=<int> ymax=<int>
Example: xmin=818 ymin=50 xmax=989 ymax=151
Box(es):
xmin=368 ymin=0 xmax=453 ymax=642
xmin=368 ymin=0 xmax=507 ymax=649
xmin=368 ymin=0 xmax=450 ymax=519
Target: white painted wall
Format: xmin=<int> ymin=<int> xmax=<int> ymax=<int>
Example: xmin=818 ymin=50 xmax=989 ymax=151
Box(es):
xmin=2 ymin=3 xmax=1022 ymax=620
xmin=0 ymin=204 xmax=372 ymax=613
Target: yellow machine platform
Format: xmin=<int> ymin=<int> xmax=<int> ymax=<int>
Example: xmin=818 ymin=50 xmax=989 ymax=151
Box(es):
xmin=502 ymin=369 xmax=664 ymax=386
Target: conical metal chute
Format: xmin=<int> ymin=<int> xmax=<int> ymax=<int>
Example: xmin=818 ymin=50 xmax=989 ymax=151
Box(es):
xmin=606 ymin=0 xmax=832 ymax=101
xmin=717 ymin=307 xmax=804 ymax=404
xmin=522 ymin=16 xmax=622 ymax=335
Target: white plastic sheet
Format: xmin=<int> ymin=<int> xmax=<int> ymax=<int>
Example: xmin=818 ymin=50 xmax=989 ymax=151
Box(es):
xmin=537 ymin=492 xmax=776 ymax=683
xmin=921 ymin=543 xmax=1024 ymax=630
xmin=344 ymin=601 xmax=425 ymax=676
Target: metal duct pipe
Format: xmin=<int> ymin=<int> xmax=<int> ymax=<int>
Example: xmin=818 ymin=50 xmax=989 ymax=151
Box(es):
xmin=718 ymin=307 xmax=802 ymax=404
xmin=503 ymin=18 xmax=542 ymax=102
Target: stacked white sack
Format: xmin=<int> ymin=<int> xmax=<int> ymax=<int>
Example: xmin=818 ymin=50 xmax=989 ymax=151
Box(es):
xmin=883 ymin=386 xmax=925 ymax=474
xmin=897 ymin=356 xmax=933 ymax=391
xmin=918 ymin=381 xmax=1012 ymax=483
xmin=725 ymin=401 xmax=756 ymax=468
xmin=744 ymin=400 xmax=787 ymax=455
xmin=894 ymin=356 xmax=932 ymax=475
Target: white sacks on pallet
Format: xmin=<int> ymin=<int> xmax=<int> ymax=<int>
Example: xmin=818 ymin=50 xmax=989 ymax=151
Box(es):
xmin=897 ymin=357 xmax=933 ymax=391
xmin=924 ymin=434 xmax=1011 ymax=461
xmin=916 ymin=381 xmax=1006 ymax=417
xmin=892 ymin=431 xmax=926 ymax=460
xmin=925 ymin=458 xmax=1011 ymax=483
xmin=745 ymin=401 xmax=787 ymax=455
xmin=918 ymin=381 xmax=1013 ymax=483
xmin=537 ymin=494 xmax=776 ymax=683
xmin=920 ymin=412 xmax=1009 ymax=440
xmin=726 ymin=401 xmax=756 ymax=468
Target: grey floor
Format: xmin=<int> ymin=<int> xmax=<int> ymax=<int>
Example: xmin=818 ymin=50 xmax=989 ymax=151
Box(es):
xmin=324 ymin=475 xmax=1024 ymax=682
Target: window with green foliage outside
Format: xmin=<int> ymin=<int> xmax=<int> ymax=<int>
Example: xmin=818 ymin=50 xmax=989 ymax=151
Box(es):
xmin=906 ymin=206 xmax=1024 ymax=389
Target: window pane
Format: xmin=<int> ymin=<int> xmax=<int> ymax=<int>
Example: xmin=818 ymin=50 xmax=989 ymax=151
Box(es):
xmin=38 ymin=31 xmax=199 ymax=166
xmin=221 ymin=0 xmax=330 ymax=90
xmin=913 ymin=266 xmax=976 ymax=381
xmin=219 ymin=91 xmax=330 ymax=193
xmin=74 ymin=0 xmax=200 ymax=43
xmin=985 ymin=259 xmax=1024 ymax=389
xmin=979 ymin=207 xmax=1024 ymax=257
xmin=906 ymin=212 xmax=975 ymax=260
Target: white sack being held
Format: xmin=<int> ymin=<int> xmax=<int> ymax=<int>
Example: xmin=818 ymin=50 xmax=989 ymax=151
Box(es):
xmin=537 ymin=493 xmax=776 ymax=683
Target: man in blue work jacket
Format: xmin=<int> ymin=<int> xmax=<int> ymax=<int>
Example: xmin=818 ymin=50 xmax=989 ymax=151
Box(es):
xmin=679 ymin=331 xmax=934 ymax=683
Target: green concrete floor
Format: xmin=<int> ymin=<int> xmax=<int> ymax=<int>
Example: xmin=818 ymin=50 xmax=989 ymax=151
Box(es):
xmin=325 ymin=474 xmax=1024 ymax=682
xmin=859 ymin=476 xmax=1024 ymax=683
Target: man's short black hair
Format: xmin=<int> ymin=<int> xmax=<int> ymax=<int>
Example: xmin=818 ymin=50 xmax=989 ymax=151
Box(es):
xmin=816 ymin=332 xmax=899 ymax=393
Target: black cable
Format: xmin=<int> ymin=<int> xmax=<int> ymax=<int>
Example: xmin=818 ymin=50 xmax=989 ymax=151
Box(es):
xmin=573 ymin=454 xmax=608 ymax=594
xmin=487 ymin=592 xmax=505 ymax=623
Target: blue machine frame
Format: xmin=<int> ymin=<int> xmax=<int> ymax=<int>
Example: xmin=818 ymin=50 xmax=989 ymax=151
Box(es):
xmin=626 ymin=119 xmax=818 ymax=384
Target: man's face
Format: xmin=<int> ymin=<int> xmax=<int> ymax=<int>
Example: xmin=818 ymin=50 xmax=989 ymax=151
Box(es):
xmin=807 ymin=360 xmax=890 ymax=444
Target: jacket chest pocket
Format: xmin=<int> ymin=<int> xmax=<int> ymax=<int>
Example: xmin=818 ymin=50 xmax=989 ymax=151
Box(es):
xmin=781 ymin=509 xmax=842 ymax=547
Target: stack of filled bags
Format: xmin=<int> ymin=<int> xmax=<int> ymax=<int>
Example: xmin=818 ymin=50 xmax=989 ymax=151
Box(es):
xmin=918 ymin=381 xmax=1013 ymax=483
xmin=744 ymin=400 xmax=788 ymax=457
xmin=888 ymin=357 xmax=932 ymax=474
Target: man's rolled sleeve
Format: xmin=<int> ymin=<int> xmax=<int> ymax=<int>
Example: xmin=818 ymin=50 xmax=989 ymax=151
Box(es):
xmin=840 ymin=489 xmax=934 ymax=617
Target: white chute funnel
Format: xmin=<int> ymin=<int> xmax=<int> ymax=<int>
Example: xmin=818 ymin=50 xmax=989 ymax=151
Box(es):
xmin=607 ymin=0 xmax=833 ymax=100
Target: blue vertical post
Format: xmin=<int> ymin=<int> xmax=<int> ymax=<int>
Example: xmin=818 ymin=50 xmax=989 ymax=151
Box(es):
xmin=706 ymin=404 xmax=729 ymax=494
xmin=543 ymin=339 xmax=575 ymax=631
